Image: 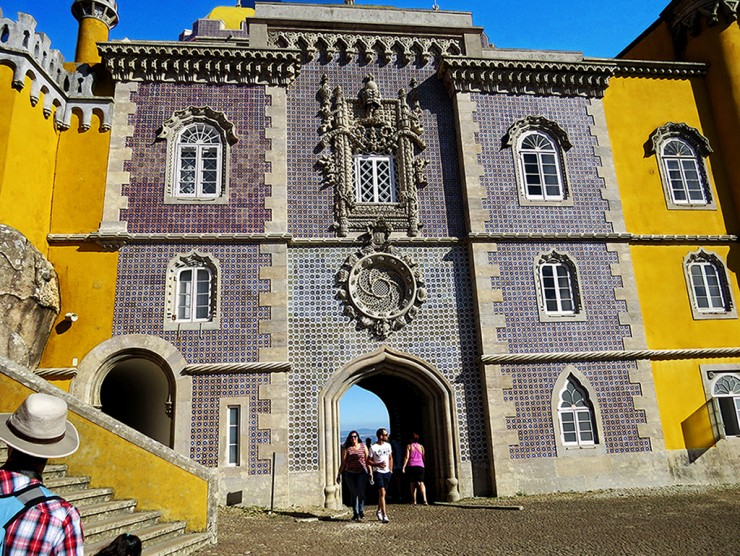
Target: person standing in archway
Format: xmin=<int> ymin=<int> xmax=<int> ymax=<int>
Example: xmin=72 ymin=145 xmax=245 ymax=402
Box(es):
xmin=336 ymin=431 xmax=369 ymax=521
xmin=402 ymin=432 xmax=428 ymax=505
xmin=368 ymin=428 xmax=393 ymax=523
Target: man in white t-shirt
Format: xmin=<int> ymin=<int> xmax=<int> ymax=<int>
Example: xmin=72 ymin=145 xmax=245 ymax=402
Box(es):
xmin=367 ymin=428 xmax=393 ymax=523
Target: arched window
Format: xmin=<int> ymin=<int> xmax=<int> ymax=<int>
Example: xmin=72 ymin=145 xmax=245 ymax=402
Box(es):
xmin=518 ymin=131 xmax=565 ymax=201
xmin=164 ymin=251 xmax=220 ymax=331
xmin=354 ymin=154 xmax=397 ymax=203
xmin=683 ymin=250 xmax=736 ymax=320
xmin=176 ymin=123 xmax=222 ymax=199
xmin=648 ymin=123 xmax=714 ymax=210
xmin=157 ymin=106 xmax=237 ymax=205
xmin=712 ymin=374 xmax=740 ymax=437
xmin=534 ymin=251 xmax=585 ymax=322
xmin=558 ymin=377 xmax=597 ymax=447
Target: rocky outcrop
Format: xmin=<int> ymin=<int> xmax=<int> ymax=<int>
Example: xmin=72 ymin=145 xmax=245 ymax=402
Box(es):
xmin=0 ymin=225 xmax=60 ymax=368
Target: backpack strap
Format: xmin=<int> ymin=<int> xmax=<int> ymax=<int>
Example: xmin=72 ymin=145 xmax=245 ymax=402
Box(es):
xmin=2 ymin=484 xmax=61 ymax=530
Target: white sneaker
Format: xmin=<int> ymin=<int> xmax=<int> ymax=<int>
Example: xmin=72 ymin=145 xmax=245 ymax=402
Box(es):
xmin=382 ymin=513 xmax=390 ymax=523
xmin=376 ymin=510 xmax=383 ymax=522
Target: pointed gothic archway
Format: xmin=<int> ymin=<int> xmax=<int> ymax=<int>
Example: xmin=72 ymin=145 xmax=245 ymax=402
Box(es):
xmin=319 ymin=346 xmax=461 ymax=509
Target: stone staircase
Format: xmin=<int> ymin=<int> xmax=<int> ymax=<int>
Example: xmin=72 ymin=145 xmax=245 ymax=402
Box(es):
xmin=0 ymin=442 xmax=211 ymax=555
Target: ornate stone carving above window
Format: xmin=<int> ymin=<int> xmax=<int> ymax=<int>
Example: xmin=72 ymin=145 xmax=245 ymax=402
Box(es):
xmin=156 ymin=106 xmax=238 ymax=205
xmin=164 ymin=250 xmax=221 ymax=331
xmin=336 ymin=220 xmax=427 ymax=339
xmin=318 ymin=74 xmax=429 ymax=237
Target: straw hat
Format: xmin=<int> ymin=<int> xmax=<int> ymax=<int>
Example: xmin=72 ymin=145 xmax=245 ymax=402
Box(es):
xmin=0 ymin=393 xmax=79 ymax=458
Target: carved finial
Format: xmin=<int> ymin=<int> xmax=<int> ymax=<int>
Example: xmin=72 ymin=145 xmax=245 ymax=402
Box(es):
xmin=360 ymin=74 xmax=382 ymax=114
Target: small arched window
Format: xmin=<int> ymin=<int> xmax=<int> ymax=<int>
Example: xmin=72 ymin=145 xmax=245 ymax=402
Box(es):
xmin=164 ymin=251 xmax=221 ymax=331
xmin=712 ymin=374 xmax=740 ymax=437
xmin=683 ymin=250 xmax=736 ymax=320
xmin=648 ymin=123 xmax=714 ymax=210
xmin=176 ymin=123 xmax=222 ymax=199
xmin=534 ymin=251 xmax=585 ymax=322
xmin=558 ymin=378 xmax=597 ymax=447
xmin=176 ymin=266 xmax=213 ymax=322
xmin=518 ymin=131 xmax=565 ymax=201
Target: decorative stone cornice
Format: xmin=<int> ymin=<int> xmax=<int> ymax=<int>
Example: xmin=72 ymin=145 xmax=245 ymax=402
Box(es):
xmin=468 ymin=232 xmax=739 ymax=243
xmin=268 ymin=31 xmax=463 ymax=66
xmin=662 ymin=0 xmax=739 ymax=47
xmin=438 ymin=56 xmax=615 ymax=98
xmin=72 ymin=0 xmax=119 ymax=29
xmin=612 ymin=59 xmax=708 ymax=77
xmin=647 ymin=122 xmax=713 ymax=156
xmin=0 ymin=11 xmax=112 ymax=130
xmin=481 ymin=346 xmax=740 ymax=364
xmin=99 ymin=42 xmax=301 ymax=86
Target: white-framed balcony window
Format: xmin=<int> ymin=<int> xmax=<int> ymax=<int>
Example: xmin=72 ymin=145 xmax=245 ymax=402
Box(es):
xmin=176 ymin=123 xmax=222 ymax=199
xmin=518 ymin=131 xmax=565 ymax=201
xmin=176 ymin=267 xmax=212 ymax=323
xmin=558 ymin=378 xmax=597 ymax=447
xmin=354 ymin=155 xmax=397 ymax=203
xmin=227 ymin=405 xmax=241 ymax=466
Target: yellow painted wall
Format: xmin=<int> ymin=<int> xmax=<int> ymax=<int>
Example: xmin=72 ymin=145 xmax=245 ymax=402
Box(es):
xmin=0 ymin=373 xmax=210 ymax=530
xmin=620 ymin=21 xmax=676 ymax=61
xmin=0 ymin=66 xmax=60 ymax=250
xmin=603 ymin=75 xmax=734 ymax=235
xmin=206 ymin=6 xmax=255 ymax=29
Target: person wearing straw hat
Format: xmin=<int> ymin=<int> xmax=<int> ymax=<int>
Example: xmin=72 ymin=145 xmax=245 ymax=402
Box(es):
xmin=0 ymin=393 xmax=83 ymax=555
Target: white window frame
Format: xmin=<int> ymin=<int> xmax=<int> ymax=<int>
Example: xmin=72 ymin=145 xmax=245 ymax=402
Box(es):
xmin=700 ymin=365 xmax=740 ymax=442
xmin=649 ymin=122 xmax=715 ymax=211
xmin=175 ymin=123 xmax=222 ymax=200
xmin=517 ymin=131 xmax=565 ymax=202
xmin=227 ymin=405 xmax=241 ymax=466
xmin=534 ymin=251 xmax=586 ymax=322
xmin=354 ymin=154 xmax=398 ymax=204
xmin=164 ymin=251 xmax=221 ymax=331
xmin=551 ymin=366 xmax=605 ymax=457
xmin=175 ymin=266 xmax=213 ymax=323
xmin=683 ymin=250 xmax=737 ymax=321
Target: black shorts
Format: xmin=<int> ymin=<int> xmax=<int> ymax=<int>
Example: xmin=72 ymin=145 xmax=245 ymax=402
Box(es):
xmin=406 ymin=465 xmax=425 ymax=482
xmin=374 ymin=471 xmax=392 ymax=489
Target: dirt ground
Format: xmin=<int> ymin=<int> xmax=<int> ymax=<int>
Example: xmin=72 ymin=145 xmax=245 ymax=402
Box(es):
xmin=193 ymin=484 xmax=740 ymax=555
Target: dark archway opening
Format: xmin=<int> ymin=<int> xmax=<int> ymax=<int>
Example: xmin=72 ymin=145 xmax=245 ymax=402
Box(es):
xmin=100 ymin=357 xmax=173 ymax=447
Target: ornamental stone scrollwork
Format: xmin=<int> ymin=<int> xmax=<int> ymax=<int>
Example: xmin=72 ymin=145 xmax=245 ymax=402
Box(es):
xmin=99 ymin=43 xmax=301 ymax=86
xmin=663 ymin=0 xmax=739 ymax=49
xmin=646 ymin=122 xmax=713 ymax=157
xmin=336 ymin=220 xmax=426 ymax=339
xmin=502 ymin=115 xmax=573 ymax=151
xmin=269 ymin=31 xmax=462 ymax=66
xmin=318 ymin=74 xmax=429 ymax=237
xmin=438 ymin=57 xmax=614 ymax=98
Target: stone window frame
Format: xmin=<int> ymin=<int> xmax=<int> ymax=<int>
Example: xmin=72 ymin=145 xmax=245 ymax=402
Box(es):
xmin=699 ymin=364 xmax=740 ymax=441
xmin=551 ymin=366 xmax=606 ymax=457
xmin=647 ymin=122 xmax=716 ymax=211
xmin=533 ymin=250 xmax=586 ymax=323
xmin=218 ymin=397 xmax=251 ymax=468
xmin=164 ymin=250 xmax=221 ymax=331
xmin=682 ymin=249 xmax=737 ymax=321
xmin=503 ymin=115 xmax=573 ymax=207
xmin=156 ymin=106 xmax=238 ymax=205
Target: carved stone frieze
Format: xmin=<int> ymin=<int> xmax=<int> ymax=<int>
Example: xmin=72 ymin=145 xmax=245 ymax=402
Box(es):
xmin=336 ymin=220 xmax=426 ymax=339
xmin=502 ymin=115 xmax=572 ymax=150
xmin=269 ymin=31 xmax=463 ymax=66
xmin=0 ymin=11 xmax=112 ymax=130
xmin=318 ymin=74 xmax=429 ymax=236
xmin=662 ymin=0 xmax=739 ymax=48
xmin=438 ymin=57 xmax=615 ymax=98
xmin=647 ymin=122 xmax=713 ymax=156
xmin=99 ymin=42 xmax=301 ymax=86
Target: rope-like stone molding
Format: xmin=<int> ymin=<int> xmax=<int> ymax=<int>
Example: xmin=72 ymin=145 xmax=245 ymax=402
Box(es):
xmin=34 ymin=368 xmax=78 ymax=379
xmin=468 ymin=232 xmax=739 ymax=243
xmin=182 ymin=362 xmax=291 ymax=375
xmin=481 ymin=347 xmax=740 ymax=364
xmin=99 ymin=42 xmax=301 ymax=86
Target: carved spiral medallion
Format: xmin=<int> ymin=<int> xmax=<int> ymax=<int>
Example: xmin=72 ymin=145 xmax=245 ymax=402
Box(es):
xmin=337 ymin=229 xmax=426 ymax=339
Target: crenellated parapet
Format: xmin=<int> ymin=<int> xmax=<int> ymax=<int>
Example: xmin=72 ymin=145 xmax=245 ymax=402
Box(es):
xmin=71 ymin=0 xmax=119 ymax=29
xmin=0 ymin=9 xmax=112 ymax=130
xmin=99 ymin=42 xmax=301 ymax=86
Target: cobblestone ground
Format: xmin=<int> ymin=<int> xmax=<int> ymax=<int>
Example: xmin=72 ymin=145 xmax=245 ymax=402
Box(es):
xmin=194 ymin=485 xmax=739 ymax=555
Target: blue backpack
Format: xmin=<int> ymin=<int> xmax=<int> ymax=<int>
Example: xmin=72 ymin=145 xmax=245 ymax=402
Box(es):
xmin=1 ymin=483 xmax=59 ymax=554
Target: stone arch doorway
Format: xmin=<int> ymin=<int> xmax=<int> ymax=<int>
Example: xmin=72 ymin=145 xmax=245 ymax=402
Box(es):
xmin=72 ymin=335 xmax=190 ymax=450
xmin=320 ymin=346 xmax=461 ymax=509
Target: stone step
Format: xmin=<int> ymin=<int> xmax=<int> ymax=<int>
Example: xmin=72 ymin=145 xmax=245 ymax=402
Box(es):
xmin=146 ymin=532 xmax=213 ymax=556
xmin=64 ymin=487 xmax=115 ymax=506
xmin=83 ymin=510 xmax=162 ymax=544
xmin=77 ymin=498 xmax=138 ymax=521
xmin=42 ymin=463 xmax=69 ymax=480
xmin=44 ymin=475 xmax=91 ymax=494
xmin=83 ymin=520 xmax=187 ymax=555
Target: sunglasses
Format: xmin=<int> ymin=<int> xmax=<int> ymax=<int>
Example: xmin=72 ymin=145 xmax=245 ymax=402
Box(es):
xmin=350 ymin=435 xmax=358 ymax=438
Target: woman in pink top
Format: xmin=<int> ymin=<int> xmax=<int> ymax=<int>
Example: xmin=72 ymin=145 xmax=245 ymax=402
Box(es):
xmin=336 ymin=430 xmax=370 ymax=520
xmin=402 ymin=432 xmax=428 ymax=505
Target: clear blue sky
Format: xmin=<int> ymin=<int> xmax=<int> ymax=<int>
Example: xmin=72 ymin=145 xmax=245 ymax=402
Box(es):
xmin=340 ymin=385 xmax=389 ymax=432
xmin=1 ymin=0 xmax=670 ymax=62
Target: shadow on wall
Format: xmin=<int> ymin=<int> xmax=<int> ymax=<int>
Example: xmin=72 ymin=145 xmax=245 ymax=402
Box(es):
xmin=681 ymin=400 xmax=716 ymax=463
